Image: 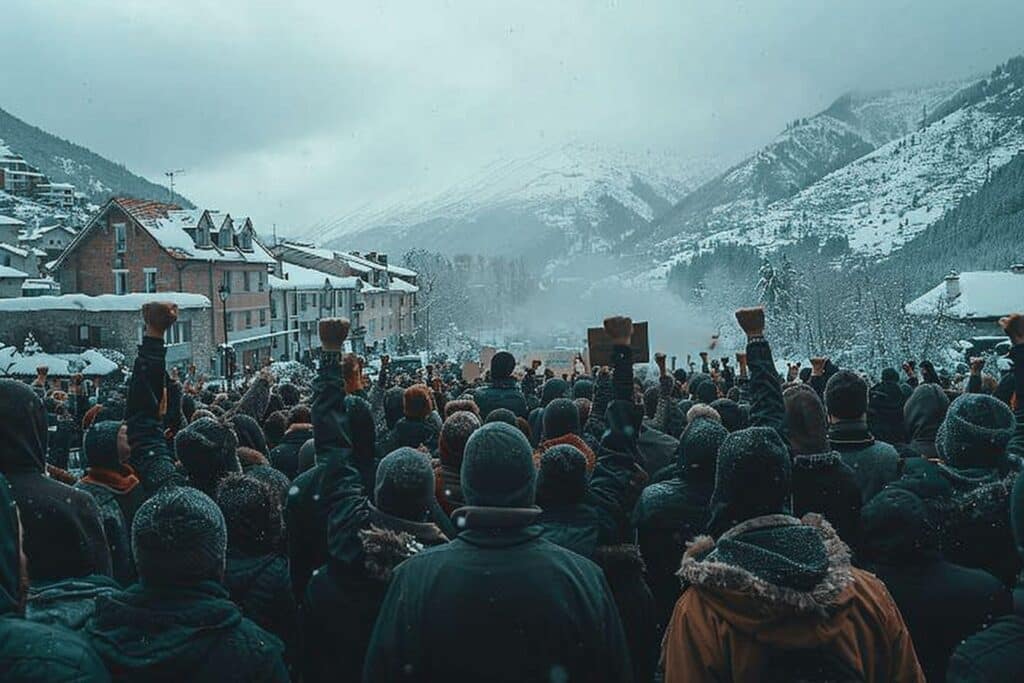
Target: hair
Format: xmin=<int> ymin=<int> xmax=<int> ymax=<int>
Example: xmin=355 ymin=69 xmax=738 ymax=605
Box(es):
xmin=288 ymin=404 xmax=312 ymax=426
xmin=444 ymin=398 xmax=480 ymax=420
xmin=686 ymin=403 xmax=721 ymax=425
xmin=262 ymin=410 xmax=289 ymax=449
xmin=403 ymin=384 xmax=434 ymax=420
xmin=825 ymin=370 xmax=868 ymax=419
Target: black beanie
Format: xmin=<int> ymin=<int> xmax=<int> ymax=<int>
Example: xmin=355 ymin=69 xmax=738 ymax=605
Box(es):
xmin=710 ymin=398 xmax=746 ymax=433
xmin=374 ymin=447 xmax=436 ymax=521
xmin=880 ymin=368 xmax=900 ymax=384
xmin=174 ymin=417 xmax=240 ymax=496
xmin=543 ymin=398 xmax=580 ymax=440
xmin=461 ymin=422 xmax=536 ymax=508
xmin=230 ymin=414 xmax=268 ymax=455
xmin=132 ymin=486 xmax=226 ymax=586
xmin=536 ymin=444 xmax=588 ymax=506
xmin=708 ymin=426 xmax=791 ymax=536
xmin=860 ymin=488 xmax=939 ymax=564
xmin=572 ymin=378 xmax=594 ymax=401
xmin=540 ymin=378 xmax=570 ymax=407
xmin=485 ymin=408 xmax=517 ymax=427
xmin=216 ymin=473 xmax=283 ymax=556
xmin=83 ymin=420 xmax=122 ymax=470
xmin=491 ymin=351 xmax=516 ymax=380
xmin=676 ymin=418 xmax=728 ymax=478
xmin=825 ymin=370 xmax=868 ymax=419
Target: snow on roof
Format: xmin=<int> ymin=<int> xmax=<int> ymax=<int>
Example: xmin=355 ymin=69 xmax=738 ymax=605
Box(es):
xmin=0 ymin=265 xmax=28 ymax=278
xmin=46 ymin=182 xmax=74 ymax=189
xmin=0 ymin=291 xmax=210 ymax=313
xmin=905 ymin=271 xmax=1024 ymax=320
xmin=21 ymin=280 xmax=56 ymax=290
xmin=0 ymin=215 xmax=26 ymax=226
xmin=0 ymin=242 xmax=29 ymax=258
xmin=387 ymin=277 xmax=419 ymax=293
xmin=269 ymin=261 xmax=360 ymax=290
xmin=0 ymin=347 xmax=118 ymax=377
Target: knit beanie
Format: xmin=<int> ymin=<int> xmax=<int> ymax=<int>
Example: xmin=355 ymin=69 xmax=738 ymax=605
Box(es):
xmin=490 ymin=351 xmax=516 ymax=380
xmin=860 ymin=488 xmax=939 ymax=563
xmin=935 ymin=393 xmax=1016 ymax=468
xmin=710 ymin=398 xmax=747 ymax=433
xmin=825 ymin=370 xmax=868 ymax=419
xmin=543 ymin=398 xmax=580 ymax=440
xmin=484 ymin=408 xmax=517 ymax=427
xmin=686 ymin=403 xmax=721 ymax=425
xmin=297 ymin=438 xmax=317 ymax=474
xmin=82 ymin=420 xmax=122 ymax=470
xmin=246 ymin=464 xmax=292 ymax=505
xmin=174 ymin=417 xmax=241 ymax=496
xmin=444 ymin=399 xmax=480 ymax=420
xmin=708 ymin=426 xmax=791 ymax=536
xmin=880 ymin=368 xmax=900 ymax=384
xmin=216 ymin=473 xmax=282 ymax=556
xmin=536 ymin=444 xmax=588 ymax=506
xmin=439 ymin=411 xmax=481 ymax=468
xmin=277 ymin=383 xmax=301 ymax=407
xmin=374 ymin=447 xmax=436 ymax=520
xmin=230 ymin=414 xmax=268 ymax=455
xmin=132 ymin=486 xmax=227 ymax=586
xmin=783 ymin=385 xmax=829 ymax=455
xmin=676 ymin=418 xmax=728 ymax=477
xmin=572 ymin=378 xmax=594 ymax=401
xmin=403 ymin=384 xmax=434 ymax=420
xmin=540 ymin=378 xmax=570 ymax=407
xmin=461 ymin=422 xmax=537 ymax=508
xmin=694 ymin=379 xmax=718 ymax=405
xmin=384 ymin=386 xmax=405 ymax=429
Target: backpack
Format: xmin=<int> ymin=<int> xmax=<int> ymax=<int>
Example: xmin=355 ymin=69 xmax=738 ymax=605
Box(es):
xmin=759 ymin=646 xmax=864 ymax=683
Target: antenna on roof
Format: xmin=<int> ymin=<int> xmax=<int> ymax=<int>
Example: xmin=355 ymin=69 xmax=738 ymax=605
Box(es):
xmin=164 ymin=169 xmax=185 ymax=204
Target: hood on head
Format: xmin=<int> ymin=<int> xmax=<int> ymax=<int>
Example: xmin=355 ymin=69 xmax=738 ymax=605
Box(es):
xmin=0 ymin=379 xmax=47 ymax=474
xmin=784 ymin=385 xmax=828 ymax=455
xmin=903 ymin=383 xmax=949 ymax=446
xmin=860 ymin=488 xmax=939 ymax=565
xmin=676 ymin=418 xmax=728 ymax=477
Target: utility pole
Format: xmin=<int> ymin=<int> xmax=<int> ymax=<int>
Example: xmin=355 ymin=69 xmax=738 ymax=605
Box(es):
xmin=164 ymin=169 xmax=185 ymax=204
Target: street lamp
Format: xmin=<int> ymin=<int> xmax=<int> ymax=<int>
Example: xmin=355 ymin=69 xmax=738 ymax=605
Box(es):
xmin=217 ymin=283 xmax=231 ymax=390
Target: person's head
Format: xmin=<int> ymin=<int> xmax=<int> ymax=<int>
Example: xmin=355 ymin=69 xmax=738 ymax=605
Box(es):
xmin=288 ymin=404 xmax=312 ymax=427
xmin=708 ymin=426 xmax=792 ymax=536
xmin=245 ymin=465 xmax=292 ymax=507
xmin=880 ymin=368 xmax=900 ymax=384
xmin=540 ymin=378 xmax=570 ymax=407
xmin=536 ymin=444 xmax=588 ymax=506
xmin=784 ymin=384 xmax=829 ymax=455
xmin=403 ymin=384 xmax=434 ymax=420
xmin=277 ymin=383 xmax=301 ymax=407
xmin=230 ymin=413 xmax=268 ymax=456
xmin=485 ymin=408 xmax=517 ymax=427
xmin=174 ymin=417 xmax=241 ymax=496
xmin=542 ymin=398 xmax=580 ymax=440
xmin=686 ymin=403 xmax=721 ymax=426
xmin=216 ymin=473 xmax=283 ymax=556
xmin=384 ymin=386 xmax=405 ymax=428
xmin=132 ymin=486 xmax=227 ymax=587
xmin=439 ymin=411 xmax=481 ymax=469
xmin=82 ymin=420 xmax=124 ymax=471
xmin=297 ymin=438 xmax=317 ymax=474
xmin=860 ymin=488 xmax=939 ymax=564
xmin=374 ymin=448 xmax=436 ymax=521
xmin=936 ymin=393 xmax=1016 ymax=469
xmin=824 ymin=370 xmax=868 ymax=421
xmin=572 ymin=378 xmax=594 ymax=401
xmin=903 ymin=383 xmax=949 ymax=442
xmin=642 ymin=387 xmax=660 ymax=419
xmin=490 ymin=351 xmax=516 ymax=381
xmin=261 ymin=410 xmax=288 ymax=450
xmin=574 ymin=397 xmax=592 ymax=425
xmin=461 ymin=422 xmax=536 ymax=508
xmin=676 ymin=418 xmax=728 ymax=481
xmin=709 ymin=398 xmax=746 ymax=432
xmin=0 ymin=379 xmax=47 ymax=474
xmin=444 ymin=398 xmax=480 ymax=420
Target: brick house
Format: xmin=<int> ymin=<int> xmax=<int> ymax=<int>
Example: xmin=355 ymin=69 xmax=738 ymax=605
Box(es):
xmin=268 ymin=260 xmax=361 ymax=361
xmin=50 ymin=198 xmax=275 ymax=375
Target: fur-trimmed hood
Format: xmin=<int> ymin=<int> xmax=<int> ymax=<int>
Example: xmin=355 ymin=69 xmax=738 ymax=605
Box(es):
xmin=358 ymin=505 xmax=447 ymax=581
xmin=677 ymin=513 xmax=855 ymax=632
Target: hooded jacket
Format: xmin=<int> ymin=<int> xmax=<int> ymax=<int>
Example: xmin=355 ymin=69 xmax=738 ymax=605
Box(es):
xmin=85 ymin=581 xmax=288 ymax=683
xmin=75 ymin=465 xmax=144 ymax=585
xmin=868 ymin=379 xmax=907 ymax=446
xmin=26 ymin=574 xmax=120 ymax=631
xmin=0 ymin=379 xmax=112 ymax=582
xmin=0 ymin=473 xmax=112 ymax=682
xmin=223 ymin=552 xmax=298 ymax=671
xmin=662 ymin=513 xmax=924 ymax=682
xmin=900 ymin=383 xmax=949 ymax=460
xmin=828 ymin=418 xmax=902 ymax=504
xmin=269 ymin=423 xmax=312 ymax=480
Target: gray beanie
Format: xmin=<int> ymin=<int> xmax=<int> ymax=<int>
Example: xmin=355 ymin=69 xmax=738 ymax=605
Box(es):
xmin=174 ymin=417 xmax=240 ymax=496
xmin=374 ymin=447 xmax=436 ymax=520
xmin=132 ymin=486 xmax=226 ymax=586
xmin=708 ymin=426 xmax=791 ymax=536
xmin=461 ymin=422 xmax=536 ymax=507
xmin=936 ymin=393 xmax=1016 ymax=468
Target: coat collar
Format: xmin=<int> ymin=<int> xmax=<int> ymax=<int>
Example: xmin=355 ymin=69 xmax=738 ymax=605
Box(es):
xmin=828 ymin=418 xmax=875 ymax=449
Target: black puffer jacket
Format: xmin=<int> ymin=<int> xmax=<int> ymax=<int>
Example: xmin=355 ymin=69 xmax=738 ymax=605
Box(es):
xmin=473 ymin=378 xmax=529 ymax=419
xmin=269 ymin=426 xmax=312 ymax=480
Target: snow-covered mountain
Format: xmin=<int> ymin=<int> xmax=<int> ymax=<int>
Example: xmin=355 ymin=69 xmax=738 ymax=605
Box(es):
xmin=310 ymin=143 xmax=721 ymax=258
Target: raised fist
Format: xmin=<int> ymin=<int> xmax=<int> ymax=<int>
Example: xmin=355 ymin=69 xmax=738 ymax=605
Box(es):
xmin=318 ymin=317 xmax=351 ymax=352
xmin=699 ymin=351 xmax=709 ymax=361
xmin=380 ymin=354 xmax=390 ymax=367
xmin=531 ymin=359 xmax=542 ymax=370
xmin=70 ymin=373 xmax=83 ymax=386
xmin=810 ymin=357 xmax=827 ymax=376
xmin=735 ymin=352 xmax=747 ymax=366
xmin=735 ymin=307 xmax=766 ymax=338
xmin=36 ymin=365 xmax=49 ymax=377
xmin=142 ymin=302 xmax=179 ymax=337
xmin=1000 ymin=313 xmax=1024 ymax=346
xmin=603 ymin=316 xmax=634 ymax=346
xmin=654 ymin=352 xmax=667 ymax=376
xmin=969 ymin=357 xmax=985 ymax=374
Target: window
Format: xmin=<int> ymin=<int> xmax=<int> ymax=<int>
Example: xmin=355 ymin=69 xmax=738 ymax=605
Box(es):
xmin=113 ymin=223 xmax=126 ymax=253
xmin=241 ymin=229 xmax=253 ymax=250
xmin=243 ymin=271 xmax=252 ymax=292
xmin=221 ymin=270 xmax=231 ymax=293
xmin=259 ymin=309 xmax=267 ymax=326
xmin=220 ymin=229 xmax=232 ymax=248
xmin=257 ymin=271 xmax=264 ymax=292
xmin=144 ymin=268 xmax=157 ymax=293
xmin=226 ymin=312 xmax=234 ymax=332
xmin=269 ymin=295 xmax=277 ymax=317
xmin=113 ymin=269 xmax=128 ymax=295
xmin=299 ymin=293 xmax=307 ymax=312
xmin=165 ymin=321 xmax=192 ymax=345
xmin=245 ymin=311 xmax=252 ymax=328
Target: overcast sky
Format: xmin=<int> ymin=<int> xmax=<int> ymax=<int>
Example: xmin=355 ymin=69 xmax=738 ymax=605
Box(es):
xmin=2 ymin=0 xmax=1022 ymax=235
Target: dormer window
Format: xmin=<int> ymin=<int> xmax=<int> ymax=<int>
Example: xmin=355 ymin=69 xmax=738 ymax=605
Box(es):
xmin=240 ymin=229 xmax=253 ymax=250
xmin=197 ymin=221 xmax=210 ymax=247
xmin=219 ymin=228 xmax=233 ymax=249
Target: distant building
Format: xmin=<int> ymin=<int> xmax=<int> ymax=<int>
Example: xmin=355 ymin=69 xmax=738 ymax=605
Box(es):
xmin=0 ymin=151 xmax=77 ymax=205
xmin=271 ymin=241 xmax=418 ymax=353
xmin=905 ymin=265 xmax=1024 ymax=335
xmin=21 ymin=223 xmax=78 ymax=256
xmin=0 ymin=242 xmax=40 ymax=277
xmin=35 ymin=182 xmax=76 ymax=209
xmin=0 ymin=265 xmax=28 ymax=298
xmin=0 ymin=292 xmax=213 ymax=372
xmin=0 ymin=215 xmax=26 ymax=244
xmin=49 ymin=198 xmax=275 ymax=374
xmin=268 ymin=260 xmax=361 ymax=361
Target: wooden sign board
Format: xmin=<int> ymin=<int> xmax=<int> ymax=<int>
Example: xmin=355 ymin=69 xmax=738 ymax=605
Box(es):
xmin=461 ymin=361 xmax=481 ymax=383
xmin=587 ymin=321 xmax=650 ymax=366
xmin=479 ymin=346 xmax=497 ymax=369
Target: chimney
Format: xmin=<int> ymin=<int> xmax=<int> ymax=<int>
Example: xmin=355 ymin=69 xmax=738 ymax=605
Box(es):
xmin=351 ymin=251 xmax=361 ymax=259
xmin=379 ymin=253 xmax=388 ymax=267
xmin=944 ymin=270 xmax=961 ymax=299
xmin=366 ymin=251 xmax=377 ymax=263
xmin=1010 ymin=263 xmax=1024 ymax=275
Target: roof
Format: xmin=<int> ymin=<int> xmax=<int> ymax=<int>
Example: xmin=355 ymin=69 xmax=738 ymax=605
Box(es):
xmin=0 ymin=291 xmax=211 ymax=313
xmin=21 ymin=279 xmax=57 ymax=291
xmin=0 ymin=242 xmax=29 ymax=258
xmin=0 ymin=347 xmax=118 ymax=377
xmin=0 ymin=215 xmax=25 ymax=227
xmin=0 ymin=265 xmax=28 ymax=279
xmin=905 ymin=271 xmax=1024 ymax=320
xmin=269 ymin=261 xmax=360 ymax=290
xmin=387 ymin=277 xmax=419 ymax=293
xmin=279 ymin=242 xmax=417 ymax=279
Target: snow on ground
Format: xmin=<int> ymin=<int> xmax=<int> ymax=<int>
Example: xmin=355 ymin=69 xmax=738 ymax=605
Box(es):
xmin=0 ymin=291 xmax=210 ymax=312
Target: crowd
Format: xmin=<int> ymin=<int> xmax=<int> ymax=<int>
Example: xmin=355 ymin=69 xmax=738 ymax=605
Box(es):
xmin=1 ymin=300 xmax=1023 ymax=682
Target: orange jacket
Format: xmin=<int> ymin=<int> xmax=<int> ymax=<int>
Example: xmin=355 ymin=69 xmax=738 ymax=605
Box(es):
xmin=662 ymin=513 xmax=925 ymax=682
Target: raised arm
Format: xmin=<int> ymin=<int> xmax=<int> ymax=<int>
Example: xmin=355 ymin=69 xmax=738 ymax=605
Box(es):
xmin=126 ymin=302 xmax=185 ymax=498
xmin=736 ymin=307 xmax=787 ymax=441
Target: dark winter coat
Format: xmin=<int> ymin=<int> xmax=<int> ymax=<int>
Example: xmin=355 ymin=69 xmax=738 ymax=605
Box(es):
xmin=223 ymin=552 xmax=298 ymax=669
xmin=75 ymin=466 xmax=144 ymax=585
xmin=363 ymin=515 xmax=634 ymax=683
xmin=284 ymin=463 xmax=330 ymax=600
xmin=473 ymin=378 xmax=529 ymax=419
xmin=947 ymin=615 xmax=1024 ymax=683
xmin=384 ymin=416 xmax=438 ymax=453
xmin=0 ymin=472 xmax=112 ymax=683
xmin=269 ymin=425 xmax=312 ymax=480
xmin=636 ymin=424 xmax=679 ymax=475
xmin=595 ymin=544 xmax=658 ymax=683
xmin=901 ymin=383 xmax=949 ymax=460
xmin=791 ymin=451 xmax=863 ymax=552
xmin=829 ymin=419 xmax=902 ymax=503
xmin=25 ymin=574 xmax=120 ymax=631
xmin=868 ymin=379 xmax=907 ymax=446
xmin=85 ymin=580 xmax=288 ymax=682
xmin=0 ymin=379 xmax=112 ymax=582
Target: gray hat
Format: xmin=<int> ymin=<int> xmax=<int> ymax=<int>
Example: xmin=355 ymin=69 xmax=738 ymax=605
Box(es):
xmin=132 ymin=486 xmax=226 ymax=586
xmin=461 ymin=422 xmax=536 ymax=508
xmin=374 ymin=447 xmax=436 ymax=520
xmin=936 ymin=393 xmax=1016 ymax=468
